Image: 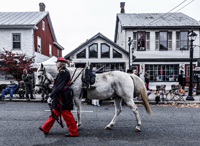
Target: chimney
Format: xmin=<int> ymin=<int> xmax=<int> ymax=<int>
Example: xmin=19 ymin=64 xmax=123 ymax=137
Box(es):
xmin=120 ymin=2 xmax=125 ymax=13
xmin=39 ymin=2 xmax=46 ymax=11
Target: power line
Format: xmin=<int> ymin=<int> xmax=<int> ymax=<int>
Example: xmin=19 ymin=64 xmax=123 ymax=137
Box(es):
xmin=149 ymin=0 xmax=194 ymax=26
xmin=147 ymin=0 xmax=187 ymax=26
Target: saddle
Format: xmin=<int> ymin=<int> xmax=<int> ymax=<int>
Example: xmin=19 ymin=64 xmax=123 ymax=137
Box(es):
xmin=81 ymin=64 xmax=104 ymax=90
xmin=81 ymin=65 xmax=96 ymax=90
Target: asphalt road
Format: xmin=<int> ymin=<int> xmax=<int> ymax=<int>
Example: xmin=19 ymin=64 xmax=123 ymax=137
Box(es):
xmin=0 ymin=101 xmax=200 ymax=146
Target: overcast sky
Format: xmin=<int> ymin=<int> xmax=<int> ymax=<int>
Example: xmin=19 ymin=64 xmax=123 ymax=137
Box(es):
xmin=0 ymin=0 xmax=200 ymax=57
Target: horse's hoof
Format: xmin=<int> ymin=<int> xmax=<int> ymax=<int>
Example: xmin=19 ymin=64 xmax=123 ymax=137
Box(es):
xmin=135 ymin=128 xmax=140 ymax=132
xmin=105 ymin=126 xmax=111 ymax=130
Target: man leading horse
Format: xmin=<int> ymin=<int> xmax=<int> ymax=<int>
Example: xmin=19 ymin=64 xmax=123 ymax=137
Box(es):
xmin=39 ymin=57 xmax=78 ymax=137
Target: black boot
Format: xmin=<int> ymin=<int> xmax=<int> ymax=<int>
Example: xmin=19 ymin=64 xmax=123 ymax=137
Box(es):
xmin=26 ymin=94 xmax=30 ymax=101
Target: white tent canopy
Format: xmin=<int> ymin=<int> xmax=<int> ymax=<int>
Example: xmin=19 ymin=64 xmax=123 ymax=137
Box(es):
xmin=33 ymin=56 xmax=57 ymax=67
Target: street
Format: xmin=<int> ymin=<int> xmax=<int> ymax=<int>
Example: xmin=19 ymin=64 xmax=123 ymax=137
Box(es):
xmin=0 ymin=102 xmax=200 ymax=146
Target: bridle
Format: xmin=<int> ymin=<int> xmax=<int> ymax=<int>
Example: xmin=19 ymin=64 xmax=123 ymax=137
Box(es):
xmin=36 ymin=68 xmax=52 ymax=89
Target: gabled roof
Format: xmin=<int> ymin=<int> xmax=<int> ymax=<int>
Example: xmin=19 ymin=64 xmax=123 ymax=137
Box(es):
xmin=64 ymin=32 xmax=129 ymax=59
xmin=114 ymin=12 xmax=200 ymax=42
xmin=0 ymin=12 xmax=64 ymax=50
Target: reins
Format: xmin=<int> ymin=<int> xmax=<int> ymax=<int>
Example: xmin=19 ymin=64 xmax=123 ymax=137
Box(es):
xmin=70 ymin=67 xmax=86 ymax=87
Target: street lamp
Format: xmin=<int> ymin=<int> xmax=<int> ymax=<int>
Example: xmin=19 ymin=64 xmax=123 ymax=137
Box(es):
xmin=128 ymin=37 xmax=133 ymax=69
xmin=186 ymin=30 xmax=197 ymax=101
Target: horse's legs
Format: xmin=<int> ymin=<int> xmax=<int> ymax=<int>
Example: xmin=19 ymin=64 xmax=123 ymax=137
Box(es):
xmin=105 ymin=96 xmax=122 ymax=129
xmin=74 ymin=96 xmax=82 ymax=127
xmin=125 ymin=98 xmax=141 ymax=132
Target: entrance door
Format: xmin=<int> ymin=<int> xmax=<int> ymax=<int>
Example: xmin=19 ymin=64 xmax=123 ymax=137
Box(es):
xmin=185 ymin=64 xmax=195 ymax=86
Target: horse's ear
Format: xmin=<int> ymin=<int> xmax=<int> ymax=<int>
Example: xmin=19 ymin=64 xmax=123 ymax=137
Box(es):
xmin=41 ymin=63 xmax=43 ymax=68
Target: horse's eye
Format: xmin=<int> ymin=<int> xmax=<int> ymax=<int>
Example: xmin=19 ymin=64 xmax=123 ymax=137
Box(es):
xmin=38 ymin=75 xmax=41 ymax=78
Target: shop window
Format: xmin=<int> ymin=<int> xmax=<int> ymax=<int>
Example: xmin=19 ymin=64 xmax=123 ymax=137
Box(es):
xmin=145 ymin=64 xmax=179 ymax=82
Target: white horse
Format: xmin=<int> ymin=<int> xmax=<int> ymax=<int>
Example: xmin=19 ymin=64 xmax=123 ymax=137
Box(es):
xmin=36 ymin=64 xmax=151 ymax=131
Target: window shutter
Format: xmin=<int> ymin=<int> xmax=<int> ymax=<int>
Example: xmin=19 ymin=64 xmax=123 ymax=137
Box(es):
xmin=155 ymin=32 xmax=159 ymax=50
xmin=168 ymin=32 xmax=172 ymax=50
xmin=133 ymin=32 xmax=137 ymax=50
xmin=176 ymin=32 xmax=180 ymax=50
xmin=146 ymin=32 xmax=150 ymax=50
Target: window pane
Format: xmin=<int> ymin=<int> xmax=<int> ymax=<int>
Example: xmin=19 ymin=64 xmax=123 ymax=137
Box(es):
xmin=137 ymin=32 xmax=146 ymax=50
xmin=13 ymin=42 xmax=20 ymax=48
xmin=159 ymin=32 xmax=168 ymax=50
xmin=113 ymin=49 xmax=122 ymax=58
xmin=13 ymin=35 xmax=20 ymax=41
xmin=146 ymin=64 xmax=179 ymax=82
xmin=77 ymin=49 xmax=86 ymax=58
xmin=180 ymin=32 xmax=188 ymax=50
xmin=101 ymin=44 xmax=110 ymax=58
xmin=89 ymin=44 xmax=98 ymax=58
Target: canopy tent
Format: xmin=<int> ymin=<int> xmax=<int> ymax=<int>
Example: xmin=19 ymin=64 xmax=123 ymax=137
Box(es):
xmin=33 ymin=56 xmax=57 ymax=67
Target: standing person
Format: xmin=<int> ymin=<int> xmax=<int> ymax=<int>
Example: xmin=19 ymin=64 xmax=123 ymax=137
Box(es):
xmin=1 ymin=80 xmax=18 ymax=100
xmin=22 ymin=69 xmax=34 ymax=101
xmin=178 ymin=70 xmax=186 ymax=90
xmin=39 ymin=57 xmax=78 ymax=137
xmin=144 ymin=70 xmax=150 ymax=90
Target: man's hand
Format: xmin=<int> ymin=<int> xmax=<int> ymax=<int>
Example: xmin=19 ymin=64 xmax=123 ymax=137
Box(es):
xmin=47 ymin=97 xmax=52 ymax=104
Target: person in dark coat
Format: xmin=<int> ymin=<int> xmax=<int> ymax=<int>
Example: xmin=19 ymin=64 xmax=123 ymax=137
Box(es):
xmin=144 ymin=70 xmax=150 ymax=90
xmin=39 ymin=57 xmax=78 ymax=137
xmin=178 ymin=70 xmax=186 ymax=90
xmin=22 ymin=69 xmax=34 ymax=101
xmin=17 ymin=81 xmax=25 ymax=98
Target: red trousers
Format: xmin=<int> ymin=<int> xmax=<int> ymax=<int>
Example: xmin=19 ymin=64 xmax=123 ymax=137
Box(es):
xmin=42 ymin=109 xmax=78 ymax=136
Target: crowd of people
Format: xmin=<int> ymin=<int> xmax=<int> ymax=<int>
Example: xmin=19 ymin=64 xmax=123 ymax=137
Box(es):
xmin=0 ymin=69 xmax=35 ymax=101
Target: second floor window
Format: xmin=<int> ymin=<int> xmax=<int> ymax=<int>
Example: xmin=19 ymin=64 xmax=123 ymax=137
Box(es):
xmin=176 ymin=31 xmax=188 ymax=50
xmin=77 ymin=49 xmax=86 ymax=58
xmin=13 ymin=34 xmax=21 ymax=49
xmin=37 ymin=36 xmax=41 ymax=53
xmin=89 ymin=43 xmax=98 ymax=58
xmin=49 ymin=44 xmax=52 ymax=57
xmin=113 ymin=49 xmax=122 ymax=58
xmin=101 ymin=44 xmax=110 ymax=58
xmin=159 ymin=32 xmax=168 ymax=50
xmin=137 ymin=32 xmax=146 ymax=51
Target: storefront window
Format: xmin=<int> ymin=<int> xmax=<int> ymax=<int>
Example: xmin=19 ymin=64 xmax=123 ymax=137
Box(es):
xmin=145 ymin=64 xmax=179 ymax=82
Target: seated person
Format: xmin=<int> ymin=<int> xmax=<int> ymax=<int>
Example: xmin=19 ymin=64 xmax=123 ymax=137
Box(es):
xmin=1 ymin=81 xmax=18 ymax=100
xmin=17 ymin=81 xmax=25 ymax=99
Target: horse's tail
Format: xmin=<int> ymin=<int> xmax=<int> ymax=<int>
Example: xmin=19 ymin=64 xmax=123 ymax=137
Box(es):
xmin=130 ymin=74 xmax=151 ymax=115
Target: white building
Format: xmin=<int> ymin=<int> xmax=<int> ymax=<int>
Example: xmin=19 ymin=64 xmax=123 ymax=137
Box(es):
xmin=114 ymin=9 xmax=200 ymax=89
xmin=64 ymin=33 xmax=132 ymax=72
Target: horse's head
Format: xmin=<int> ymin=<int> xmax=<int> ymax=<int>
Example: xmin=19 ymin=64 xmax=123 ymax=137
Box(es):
xmin=35 ymin=63 xmax=53 ymax=93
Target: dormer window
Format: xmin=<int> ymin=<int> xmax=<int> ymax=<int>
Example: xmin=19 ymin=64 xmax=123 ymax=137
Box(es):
xmin=89 ymin=43 xmax=98 ymax=58
xmin=113 ymin=49 xmax=122 ymax=58
xmin=77 ymin=49 xmax=86 ymax=58
xmin=101 ymin=44 xmax=110 ymax=58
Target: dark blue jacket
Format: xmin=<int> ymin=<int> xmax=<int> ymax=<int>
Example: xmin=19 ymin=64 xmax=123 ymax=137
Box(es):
xmin=5 ymin=83 xmax=18 ymax=91
xmin=50 ymin=67 xmax=73 ymax=111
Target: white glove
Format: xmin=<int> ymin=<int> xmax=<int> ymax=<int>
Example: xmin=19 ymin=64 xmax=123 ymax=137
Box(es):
xmin=47 ymin=97 xmax=52 ymax=104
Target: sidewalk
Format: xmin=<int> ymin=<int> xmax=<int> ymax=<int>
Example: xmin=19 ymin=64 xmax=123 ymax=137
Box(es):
xmin=1 ymin=93 xmax=200 ymax=104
